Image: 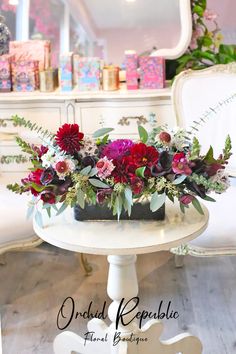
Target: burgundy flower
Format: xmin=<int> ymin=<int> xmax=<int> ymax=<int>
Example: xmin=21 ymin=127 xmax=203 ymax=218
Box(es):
xmin=22 ymin=169 xmax=44 ymax=196
xmin=172 ymin=152 xmax=192 ymax=176
xmin=40 ymin=190 xmax=56 ymax=204
xmin=55 ymin=123 xmax=84 ymax=154
xmin=159 ymin=131 xmax=171 ymax=143
xmin=205 ymin=163 xmax=224 ymax=177
xmin=180 ymin=194 xmax=194 ymax=205
xmin=96 ymin=189 xmax=113 ymax=204
xmin=129 ymin=143 xmax=159 ymax=168
xmin=40 ymin=167 xmax=55 ymax=185
xmin=32 ymin=145 xmax=48 ymax=158
xmin=130 ymin=176 xmax=144 ymax=195
xmin=101 ymin=139 xmax=134 ymax=160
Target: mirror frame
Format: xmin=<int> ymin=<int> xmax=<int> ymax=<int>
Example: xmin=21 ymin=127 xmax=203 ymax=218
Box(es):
xmin=152 ymin=0 xmax=192 ymax=59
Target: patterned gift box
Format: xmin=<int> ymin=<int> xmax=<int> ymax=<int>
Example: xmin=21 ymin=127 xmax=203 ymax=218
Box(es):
xmin=11 ymin=61 xmax=38 ymax=92
xmin=59 ymin=53 xmax=73 ymax=92
xmin=75 ymin=57 xmax=100 ymax=91
xmin=139 ymin=56 xmax=165 ymax=89
xmin=0 ymin=54 xmax=14 ymax=92
xmin=125 ymin=51 xmax=138 ymax=90
xmin=9 ymin=40 xmax=51 ymax=71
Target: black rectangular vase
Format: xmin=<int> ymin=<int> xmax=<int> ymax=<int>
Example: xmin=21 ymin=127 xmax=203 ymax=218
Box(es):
xmin=74 ymin=203 xmax=165 ymax=221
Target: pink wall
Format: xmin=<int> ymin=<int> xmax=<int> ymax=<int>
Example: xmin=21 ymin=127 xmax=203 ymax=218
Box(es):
xmin=208 ymin=0 xmax=236 ymax=30
xmin=99 ymin=26 xmax=180 ymax=66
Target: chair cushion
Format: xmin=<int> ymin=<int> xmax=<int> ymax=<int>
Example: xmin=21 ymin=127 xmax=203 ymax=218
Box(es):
xmin=0 ymin=184 xmax=35 ymax=247
xmin=189 ymin=178 xmax=236 ymax=249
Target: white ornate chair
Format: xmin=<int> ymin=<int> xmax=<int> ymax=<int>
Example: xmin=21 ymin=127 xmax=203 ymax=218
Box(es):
xmin=171 ymin=62 xmax=236 ymax=264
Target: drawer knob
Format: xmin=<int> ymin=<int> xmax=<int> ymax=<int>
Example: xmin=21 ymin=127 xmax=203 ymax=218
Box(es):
xmin=118 ymin=115 xmax=148 ymax=126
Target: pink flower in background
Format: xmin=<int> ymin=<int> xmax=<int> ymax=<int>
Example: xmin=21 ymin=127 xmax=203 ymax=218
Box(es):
xmin=190 ymin=25 xmax=203 ymax=50
xmin=172 ymin=152 xmax=192 ymax=176
xmin=203 ymin=9 xmax=218 ymax=22
xmin=96 ymin=157 xmax=115 ymax=179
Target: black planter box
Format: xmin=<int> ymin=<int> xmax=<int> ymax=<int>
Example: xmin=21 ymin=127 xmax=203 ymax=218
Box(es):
xmin=74 ymin=203 xmax=165 ymax=221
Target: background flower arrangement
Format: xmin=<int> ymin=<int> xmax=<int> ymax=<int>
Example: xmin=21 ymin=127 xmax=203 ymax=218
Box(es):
xmin=176 ymin=0 xmax=236 ymax=74
xmin=7 ymin=115 xmax=231 ymax=225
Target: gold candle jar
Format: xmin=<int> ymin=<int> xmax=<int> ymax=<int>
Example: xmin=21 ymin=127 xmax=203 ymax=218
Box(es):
xmin=102 ymin=66 xmax=120 ymax=91
xmin=39 ymin=69 xmax=55 ymax=92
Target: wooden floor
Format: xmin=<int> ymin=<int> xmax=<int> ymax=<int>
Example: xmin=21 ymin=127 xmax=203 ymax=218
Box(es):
xmin=0 ymin=244 xmax=236 ymax=354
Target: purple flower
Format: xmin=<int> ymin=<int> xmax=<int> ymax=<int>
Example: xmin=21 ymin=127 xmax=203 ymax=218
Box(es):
xmin=40 ymin=167 xmax=55 ymax=185
xmin=101 ymin=139 xmax=134 ymax=161
xmin=96 ymin=189 xmax=113 ymax=204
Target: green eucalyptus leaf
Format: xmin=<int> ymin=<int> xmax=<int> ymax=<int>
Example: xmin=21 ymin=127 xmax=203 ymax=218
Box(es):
xmin=35 ymin=211 xmax=43 ymax=228
xmin=26 ymin=205 xmax=34 ymax=220
xmin=46 ymin=207 xmax=51 ymax=218
xmin=179 ymin=202 xmax=185 ymax=214
xmin=172 ymin=175 xmax=187 ymax=185
xmin=56 ymin=202 xmax=68 ymax=216
xmin=93 ymin=128 xmax=114 ymax=138
xmin=89 ymin=178 xmax=110 ymax=189
xmin=192 ymin=198 xmax=204 ymax=215
xmin=77 ymin=189 xmax=85 ymax=209
xmin=124 ymin=187 xmax=133 ymax=206
xmin=138 ymin=125 xmax=148 ymax=143
xmin=150 ymin=192 xmax=166 ymax=212
xmin=203 ymin=195 xmax=216 ymax=202
xmin=89 ymin=167 xmax=98 ymax=177
xmin=80 ymin=166 xmax=92 ymax=176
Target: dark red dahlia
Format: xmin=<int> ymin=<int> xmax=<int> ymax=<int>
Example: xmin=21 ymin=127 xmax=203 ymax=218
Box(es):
xmin=129 ymin=143 xmax=159 ymax=168
xmin=55 ymin=123 xmax=84 ymax=154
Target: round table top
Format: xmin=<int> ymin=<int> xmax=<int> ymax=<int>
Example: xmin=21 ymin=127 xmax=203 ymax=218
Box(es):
xmin=33 ymin=201 xmax=209 ymax=256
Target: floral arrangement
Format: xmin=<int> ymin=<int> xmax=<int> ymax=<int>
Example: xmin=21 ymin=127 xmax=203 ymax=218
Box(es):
xmin=176 ymin=0 xmax=236 ymax=73
xmin=8 ymin=116 xmax=231 ymax=222
xmin=7 ymin=115 xmax=231 ymax=225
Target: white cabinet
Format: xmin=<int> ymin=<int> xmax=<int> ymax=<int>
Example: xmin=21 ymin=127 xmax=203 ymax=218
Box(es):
xmin=76 ymin=98 xmax=175 ymax=138
xmin=0 ymin=89 xmax=176 ymax=180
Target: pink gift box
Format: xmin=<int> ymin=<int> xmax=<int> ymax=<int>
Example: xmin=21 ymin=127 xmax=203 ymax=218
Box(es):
xmin=0 ymin=54 xmax=14 ymax=92
xmin=59 ymin=53 xmax=73 ymax=91
xmin=139 ymin=56 xmax=165 ymax=89
xmin=125 ymin=51 xmax=138 ymax=90
xmin=11 ymin=61 xmax=38 ymax=92
xmin=9 ymin=40 xmax=51 ymax=71
xmin=75 ymin=57 xmax=100 ymax=91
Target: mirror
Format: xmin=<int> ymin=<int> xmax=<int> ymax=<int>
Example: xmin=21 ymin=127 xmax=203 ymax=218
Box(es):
xmin=71 ymin=0 xmax=192 ymax=65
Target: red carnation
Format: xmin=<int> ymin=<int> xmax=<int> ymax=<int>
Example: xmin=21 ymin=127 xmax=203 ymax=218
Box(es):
xmin=55 ymin=123 xmax=84 ymax=154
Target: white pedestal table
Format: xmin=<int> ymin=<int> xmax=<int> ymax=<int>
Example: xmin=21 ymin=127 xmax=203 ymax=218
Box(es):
xmin=33 ymin=202 xmax=209 ymax=354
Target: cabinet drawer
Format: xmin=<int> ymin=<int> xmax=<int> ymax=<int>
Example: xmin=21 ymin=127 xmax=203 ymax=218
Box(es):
xmin=0 ymin=103 xmax=65 ymax=138
xmin=0 ymin=144 xmax=29 ymax=173
xmin=77 ymin=100 xmax=176 ymax=137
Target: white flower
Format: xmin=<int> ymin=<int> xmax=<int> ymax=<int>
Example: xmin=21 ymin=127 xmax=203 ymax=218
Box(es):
xmin=209 ymin=169 xmax=230 ymax=192
xmin=41 ymin=150 xmax=56 ymax=168
xmin=80 ymin=137 xmax=98 ymax=158
xmin=171 ymin=128 xmax=189 ymax=151
xmin=53 ymin=157 xmax=76 ymax=180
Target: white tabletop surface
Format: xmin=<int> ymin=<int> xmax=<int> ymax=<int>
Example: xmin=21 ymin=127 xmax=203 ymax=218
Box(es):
xmin=33 ymin=202 xmax=209 ymax=256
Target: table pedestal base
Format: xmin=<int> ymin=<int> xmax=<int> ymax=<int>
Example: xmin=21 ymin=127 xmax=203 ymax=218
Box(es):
xmin=53 ymin=255 xmax=202 ymax=354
